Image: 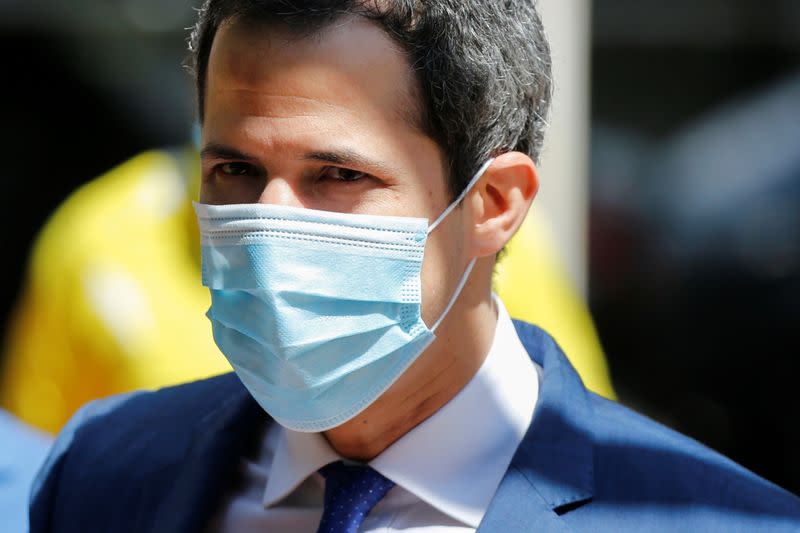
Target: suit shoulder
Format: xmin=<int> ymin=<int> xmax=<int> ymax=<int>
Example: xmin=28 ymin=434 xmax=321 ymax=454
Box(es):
xmin=586 ymin=393 xmax=800 ymax=515
xmin=29 ymin=373 xmax=247 ymax=532
xmin=34 ymin=373 xmax=241 ymax=485
xmin=29 ymin=372 xmax=253 ymax=532
xmin=66 ymin=372 xmax=244 ymax=439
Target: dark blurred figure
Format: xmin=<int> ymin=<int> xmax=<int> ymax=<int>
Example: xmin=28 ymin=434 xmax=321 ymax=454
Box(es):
xmin=591 ymin=0 xmax=800 ymax=495
xmin=642 ymin=72 xmax=800 ymax=490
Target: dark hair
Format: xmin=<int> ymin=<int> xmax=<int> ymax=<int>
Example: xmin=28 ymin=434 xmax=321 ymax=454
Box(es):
xmin=188 ymin=0 xmax=552 ymax=199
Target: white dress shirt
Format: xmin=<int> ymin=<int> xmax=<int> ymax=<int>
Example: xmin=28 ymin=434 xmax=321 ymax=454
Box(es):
xmin=212 ymin=296 xmax=542 ymax=532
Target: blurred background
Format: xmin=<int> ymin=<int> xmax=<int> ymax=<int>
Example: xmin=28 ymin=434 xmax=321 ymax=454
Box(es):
xmin=0 ymin=0 xmax=798 ymax=497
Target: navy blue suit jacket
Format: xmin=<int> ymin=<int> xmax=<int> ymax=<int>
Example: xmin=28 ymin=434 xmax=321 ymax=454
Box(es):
xmin=29 ymin=321 xmax=800 ymax=532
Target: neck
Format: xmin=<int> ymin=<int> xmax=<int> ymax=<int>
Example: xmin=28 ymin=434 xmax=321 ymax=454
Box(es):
xmin=323 ymin=259 xmax=497 ymax=461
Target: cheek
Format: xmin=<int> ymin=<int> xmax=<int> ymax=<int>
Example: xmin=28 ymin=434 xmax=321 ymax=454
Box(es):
xmin=198 ymin=180 xmax=215 ymax=204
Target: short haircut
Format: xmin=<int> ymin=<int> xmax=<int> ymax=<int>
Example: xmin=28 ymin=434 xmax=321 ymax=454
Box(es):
xmin=188 ymin=0 xmax=552 ymax=199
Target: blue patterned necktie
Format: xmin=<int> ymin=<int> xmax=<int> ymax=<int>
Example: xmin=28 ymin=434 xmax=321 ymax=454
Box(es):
xmin=316 ymin=461 xmax=396 ymax=533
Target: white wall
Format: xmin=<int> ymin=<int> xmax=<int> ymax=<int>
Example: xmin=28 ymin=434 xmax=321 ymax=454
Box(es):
xmin=535 ymin=0 xmax=592 ymax=295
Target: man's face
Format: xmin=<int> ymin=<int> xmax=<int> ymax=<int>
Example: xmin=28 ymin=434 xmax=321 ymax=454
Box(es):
xmin=201 ymin=16 xmax=473 ymax=325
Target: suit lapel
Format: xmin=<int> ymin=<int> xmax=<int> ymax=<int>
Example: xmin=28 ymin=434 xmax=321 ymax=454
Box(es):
xmin=153 ymin=374 xmax=268 ymax=533
xmin=478 ymin=321 xmax=595 ymax=532
xmin=479 ymin=465 xmax=575 ymax=533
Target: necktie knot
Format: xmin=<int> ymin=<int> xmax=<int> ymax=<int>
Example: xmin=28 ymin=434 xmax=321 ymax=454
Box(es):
xmin=316 ymin=461 xmax=395 ymax=533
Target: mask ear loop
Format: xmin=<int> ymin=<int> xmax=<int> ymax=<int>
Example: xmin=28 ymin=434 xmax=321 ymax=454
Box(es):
xmin=427 ymin=159 xmax=494 ymax=234
xmin=430 ymin=257 xmax=477 ymax=333
xmin=426 ymin=158 xmax=493 ymax=333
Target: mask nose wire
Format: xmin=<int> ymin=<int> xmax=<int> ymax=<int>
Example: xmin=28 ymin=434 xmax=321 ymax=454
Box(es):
xmin=424 ymin=158 xmax=494 ymax=333
xmin=427 ymin=159 xmax=494 ymax=234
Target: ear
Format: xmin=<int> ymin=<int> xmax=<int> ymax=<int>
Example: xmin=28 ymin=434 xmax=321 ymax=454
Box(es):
xmin=467 ymin=151 xmax=539 ymax=257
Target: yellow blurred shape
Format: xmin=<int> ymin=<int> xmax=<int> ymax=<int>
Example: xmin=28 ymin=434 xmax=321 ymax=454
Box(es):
xmin=495 ymin=209 xmax=616 ymax=400
xmin=1 ymin=150 xmax=230 ymax=433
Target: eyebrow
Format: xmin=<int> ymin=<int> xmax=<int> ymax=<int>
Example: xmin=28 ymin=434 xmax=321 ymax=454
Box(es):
xmin=201 ymin=142 xmax=400 ymax=178
xmin=200 ymin=143 xmax=258 ymax=162
xmin=302 ymin=150 xmax=399 ymax=177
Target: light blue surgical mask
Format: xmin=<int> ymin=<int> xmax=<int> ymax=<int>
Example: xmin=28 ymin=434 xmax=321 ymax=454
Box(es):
xmin=195 ymin=159 xmax=493 ymax=432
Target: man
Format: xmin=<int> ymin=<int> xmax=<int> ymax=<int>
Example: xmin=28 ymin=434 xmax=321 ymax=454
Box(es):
xmin=29 ymin=1 xmax=800 ymax=532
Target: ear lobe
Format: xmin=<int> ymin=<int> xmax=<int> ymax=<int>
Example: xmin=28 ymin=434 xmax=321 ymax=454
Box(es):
xmin=468 ymin=152 xmax=539 ymax=258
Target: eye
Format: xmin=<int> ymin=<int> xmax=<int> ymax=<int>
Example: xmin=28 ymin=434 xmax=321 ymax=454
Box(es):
xmin=214 ymin=162 xmax=260 ymax=178
xmin=318 ymin=166 xmax=369 ymax=183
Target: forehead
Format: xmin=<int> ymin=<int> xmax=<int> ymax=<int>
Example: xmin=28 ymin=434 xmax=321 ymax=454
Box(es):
xmin=204 ymin=16 xmax=422 ymax=133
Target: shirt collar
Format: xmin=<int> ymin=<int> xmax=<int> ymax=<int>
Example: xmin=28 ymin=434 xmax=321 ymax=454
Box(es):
xmin=262 ymin=295 xmax=541 ymax=528
xmin=261 ymin=423 xmax=338 ymax=506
